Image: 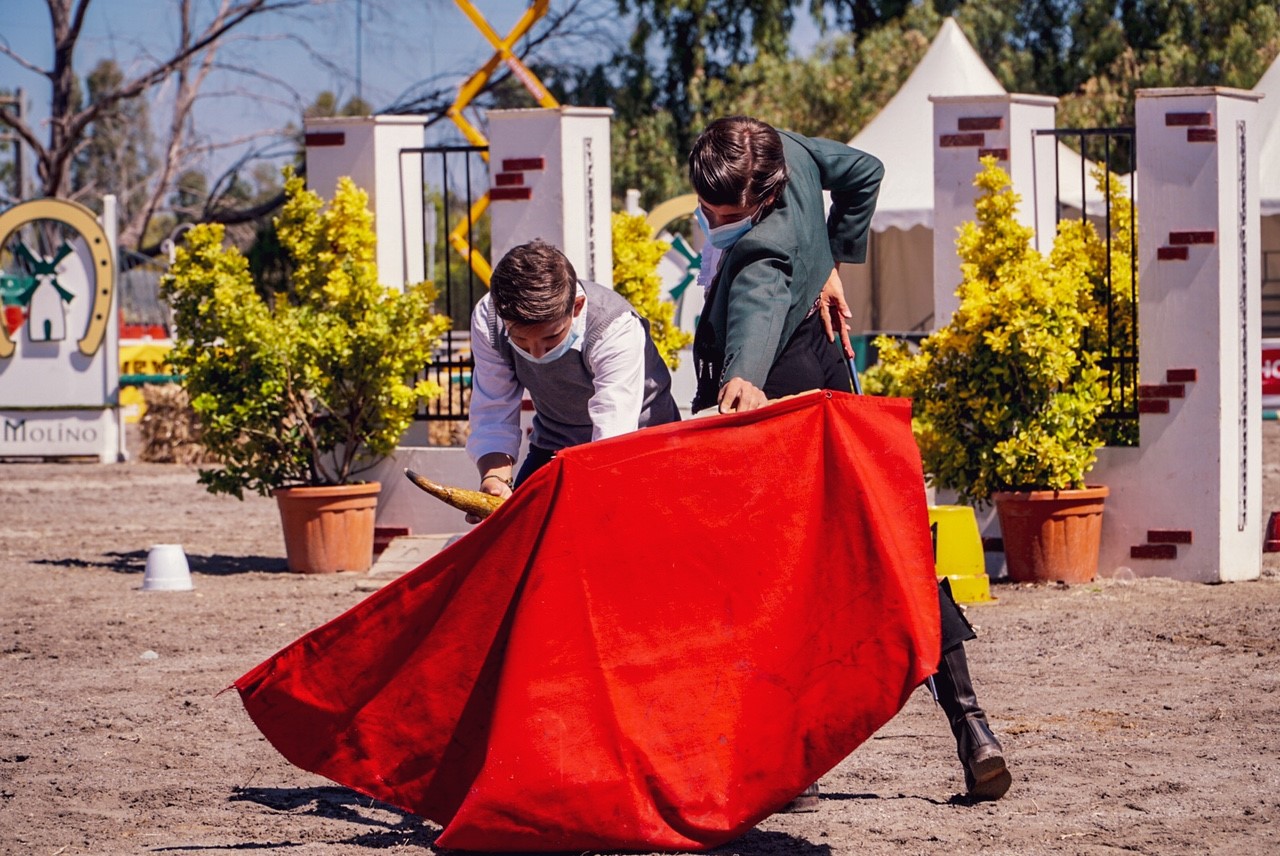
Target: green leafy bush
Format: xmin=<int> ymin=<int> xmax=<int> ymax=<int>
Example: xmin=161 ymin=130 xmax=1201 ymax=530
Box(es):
xmin=161 ymin=169 xmax=450 ymax=498
xmin=611 ymin=211 xmax=692 ymax=368
xmin=867 ymin=157 xmax=1136 ymax=506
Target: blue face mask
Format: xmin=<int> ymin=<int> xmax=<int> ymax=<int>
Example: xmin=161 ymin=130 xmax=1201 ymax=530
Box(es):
xmin=510 ymin=327 xmax=580 ymax=364
xmin=696 ymin=206 xmax=755 ymax=250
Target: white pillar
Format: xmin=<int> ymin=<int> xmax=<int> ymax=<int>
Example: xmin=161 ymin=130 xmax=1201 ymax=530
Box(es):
xmin=1093 ymin=87 xmax=1263 ymax=582
xmin=930 ymin=94 xmax=1058 ymax=326
xmin=303 ymin=115 xmax=427 ymax=290
xmin=487 ymin=107 xmax=614 ymax=286
xmin=102 ymin=194 xmax=124 ymax=463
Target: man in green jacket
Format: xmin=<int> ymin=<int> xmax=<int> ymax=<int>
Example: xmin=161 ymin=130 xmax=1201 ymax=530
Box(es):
xmin=689 ymin=116 xmax=1012 ymax=808
xmin=689 ymin=115 xmax=882 ymax=414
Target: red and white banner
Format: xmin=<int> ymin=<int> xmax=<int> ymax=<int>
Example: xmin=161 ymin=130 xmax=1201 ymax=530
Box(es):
xmin=1264 ymin=339 xmax=1280 ymax=409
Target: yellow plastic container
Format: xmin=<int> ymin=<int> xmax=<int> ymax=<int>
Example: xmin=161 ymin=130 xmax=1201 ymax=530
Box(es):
xmin=928 ymin=505 xmax=993 ymax=603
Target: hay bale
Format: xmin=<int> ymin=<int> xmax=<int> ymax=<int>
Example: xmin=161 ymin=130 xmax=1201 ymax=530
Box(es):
xmin=138 ymin=384 xmax=214 ymax=464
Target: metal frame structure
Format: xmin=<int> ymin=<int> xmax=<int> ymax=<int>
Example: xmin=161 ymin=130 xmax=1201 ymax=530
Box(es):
xmin=1035 ymin=126 xmax=1140 ymax=446
xmin=444 ymin=0 xmax=559 ymax=285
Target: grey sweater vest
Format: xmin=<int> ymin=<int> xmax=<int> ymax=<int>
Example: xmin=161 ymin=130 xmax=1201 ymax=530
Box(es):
xmin=489 ymin=281 xmax=679 ymax=451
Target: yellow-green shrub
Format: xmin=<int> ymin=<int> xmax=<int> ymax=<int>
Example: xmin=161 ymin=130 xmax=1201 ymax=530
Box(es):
xmin=870 ymin=157 xmax=1129 ymax=506
xmin=161 ymin=169 xmax=450 ymax=497
xmin=611 ymin=211 xmax=692 ymax=368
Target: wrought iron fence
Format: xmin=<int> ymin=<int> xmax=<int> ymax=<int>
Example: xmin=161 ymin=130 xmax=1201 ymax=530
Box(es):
xmin=401 ymin=144 xmax=488 ymax=424
xmin=1036 ymin=127 xmax=1139 ymax=446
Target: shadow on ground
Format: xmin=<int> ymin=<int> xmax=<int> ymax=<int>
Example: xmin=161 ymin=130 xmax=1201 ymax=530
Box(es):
xmin=191 ymin=785 xmax=837 ymax=855
xmin=35 ymin=550 xmax=288 ymax=575
xmin=144 ymin=785 xmax=447 ymax=851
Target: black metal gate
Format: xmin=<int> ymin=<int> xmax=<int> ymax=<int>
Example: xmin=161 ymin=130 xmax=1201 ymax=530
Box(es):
xmin=1263 ymin=249 xmax=1280 ymax=337
xmin=401 ymin=144 xmax=489 ymax=426
xmin=1035 ymin=127 xmax=1139 ymax=446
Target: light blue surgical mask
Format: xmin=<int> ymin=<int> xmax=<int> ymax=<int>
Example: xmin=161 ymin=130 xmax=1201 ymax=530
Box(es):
xmin=696 ymin=206 xmax=755 ymax=250
xmin=510 ymin=327 xmax=581 ymax=364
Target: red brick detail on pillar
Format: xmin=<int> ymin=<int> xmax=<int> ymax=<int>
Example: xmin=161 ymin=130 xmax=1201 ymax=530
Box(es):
xmin=958 ymin=116 xmax=1003 ymax=131
xmin=978 ymin=148 xmax=1009 ymax=161
xmin=501 ymin=157 xmax=545 ymax=172
xmin=1139 ymin=384 xmax=1186 ymax=399
xmin=374 ymin=526 xmax=411 ymax=556
xmin=494 ymin=172 xmax=525 ymax=186
xmin=1148 ymin=529 xmax=1193 ymax=544
xmin=1131 ymin=543 xmax=1178 ymax=560
xmin=940 ymin=133 xmax=985 ymax=148
xmin=490 ymin=186 xmax=532 ymax=201
xmin=1158 ymin=246 xmax=1189 ymax=261
xmin=1138 ymin=399 xmax=1170 ymax=414
xmin=1187 ymin=128 xmax=1218 ymax=143
xmin=1165 ymin=112 xmax=1212 ymax=127
xmin=1166 ymin=368 xmax=1198 ymax=383
xmin=304 ymin=132 xmax=346 ymax=147
xmin=1169 ymin=230 xmax=1216 ymax=245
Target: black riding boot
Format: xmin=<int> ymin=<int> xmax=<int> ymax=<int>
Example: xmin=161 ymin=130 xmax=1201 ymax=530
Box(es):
xmin=780 ymin=781 xmax=820 ymax=813
xmin=932 ymin=643 xmax=1012 ymax=800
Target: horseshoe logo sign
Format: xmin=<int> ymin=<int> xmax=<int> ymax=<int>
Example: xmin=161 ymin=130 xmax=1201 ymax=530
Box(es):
xmin=0 ymin=198 xmax=114 ymax=360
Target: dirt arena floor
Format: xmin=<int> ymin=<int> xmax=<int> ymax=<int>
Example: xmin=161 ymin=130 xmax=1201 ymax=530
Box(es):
xmin=3 ymin=425 xmax=1280 ymax=856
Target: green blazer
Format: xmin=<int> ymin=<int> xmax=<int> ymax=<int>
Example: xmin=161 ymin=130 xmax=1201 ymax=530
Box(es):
xmin=692 ymin=131 xmax=883 ymax=411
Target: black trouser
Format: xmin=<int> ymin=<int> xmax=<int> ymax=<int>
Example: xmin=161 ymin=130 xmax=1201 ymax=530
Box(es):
xmin=762 ymin=310 xmax=852 ymax=400
xmin=514 ymin=444 xmax=556 ymax=488
xmin=938 ymin=577 xmax=977 ymax=652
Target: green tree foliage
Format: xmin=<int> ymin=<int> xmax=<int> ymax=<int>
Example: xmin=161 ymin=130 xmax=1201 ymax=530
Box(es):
xmin=716 ymin=2 xmax=940 ymax=140
xmin=586 ymin=0 xmax=1279 ymax=203
xmin=161 ymin=169 xmax=450 ymax=497
xmin=620 ymin=0 xmax=798 ymax=152
xmin=1057 ymin=0 xmax=1279 ymax=139
xmin=611 ymin=212 xmax=693 ymax=367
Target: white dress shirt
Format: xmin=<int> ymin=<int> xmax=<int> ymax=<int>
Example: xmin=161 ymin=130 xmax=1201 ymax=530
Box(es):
xmin=466 ymin=284 xmax=648 ymax=464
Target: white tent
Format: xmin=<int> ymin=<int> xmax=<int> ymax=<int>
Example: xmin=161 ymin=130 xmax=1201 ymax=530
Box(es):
xmin=1254 ymin=53 xmax=1280 ymax=333
xmin=840 ymin=18 xmax=1000 ymax=334
xmin=851 ymin=18 xmax=1005 ymax=233
xmin=1257 ymin=53 xmax=1280 ymax=217
xmin=842 ymin=18 xmax=1127 ymax=335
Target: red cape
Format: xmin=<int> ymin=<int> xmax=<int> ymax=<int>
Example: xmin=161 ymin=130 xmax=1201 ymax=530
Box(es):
xmin=236 ymin=391 xmax=940 ymax=851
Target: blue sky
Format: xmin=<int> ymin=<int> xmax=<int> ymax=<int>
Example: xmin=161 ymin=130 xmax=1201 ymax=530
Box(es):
xmin=2 ymin=2 xmax=564 ymax=155
xmin=2 ymin=0 xmax=821 ymax=181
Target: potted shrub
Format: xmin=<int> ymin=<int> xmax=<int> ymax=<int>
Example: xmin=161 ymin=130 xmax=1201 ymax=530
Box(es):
xmin=611 ymin=211 xmax=693 ymax=367
xmin=160 ymin=169 xmax=449 ymax=573
xmin=867 ymin=157 xmax=1135 ymax=583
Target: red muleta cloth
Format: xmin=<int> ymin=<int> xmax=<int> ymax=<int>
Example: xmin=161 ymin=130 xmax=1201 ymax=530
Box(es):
xmin=235 ymin=390 xmax=941 ymax=851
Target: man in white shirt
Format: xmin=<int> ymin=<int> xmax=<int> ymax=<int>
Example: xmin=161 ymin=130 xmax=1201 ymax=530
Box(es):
xmin=467 ymin=240 xmax=679 ymax=510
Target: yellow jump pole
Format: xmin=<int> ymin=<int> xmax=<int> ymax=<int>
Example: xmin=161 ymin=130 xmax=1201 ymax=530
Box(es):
xmin=445 ymin=0 xmax=561 ymax=285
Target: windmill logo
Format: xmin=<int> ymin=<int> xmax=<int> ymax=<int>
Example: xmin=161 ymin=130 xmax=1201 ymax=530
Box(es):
xmin=0 ymin=198 xmax=114 ymax=359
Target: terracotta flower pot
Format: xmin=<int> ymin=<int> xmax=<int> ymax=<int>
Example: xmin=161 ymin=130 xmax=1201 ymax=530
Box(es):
xmin=272 ymin=482 xmax=381 ymax=574
xmin=993 ymin=485 xmax=1108 ymax=583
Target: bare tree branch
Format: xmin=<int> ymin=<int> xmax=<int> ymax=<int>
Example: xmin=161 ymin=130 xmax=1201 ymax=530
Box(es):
xmin=0 ymin=0 xmax=317 ymax=200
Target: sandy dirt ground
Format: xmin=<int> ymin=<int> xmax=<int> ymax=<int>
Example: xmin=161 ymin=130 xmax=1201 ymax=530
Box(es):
xmin=3 ymin=426 xmax=1280 ymax=856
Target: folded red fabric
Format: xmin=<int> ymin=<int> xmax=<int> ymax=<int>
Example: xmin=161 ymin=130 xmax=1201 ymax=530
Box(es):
xmin=236 ymin=390 xmax=941 ymax=851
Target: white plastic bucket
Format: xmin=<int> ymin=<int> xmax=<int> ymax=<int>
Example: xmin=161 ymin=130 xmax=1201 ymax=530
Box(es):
xmin=142 ymin=544 xmax=193 ymax=591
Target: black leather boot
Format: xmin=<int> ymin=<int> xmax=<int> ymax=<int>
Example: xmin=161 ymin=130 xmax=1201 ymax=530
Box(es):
xmin=932 ymin=644 xmax=1012 ymax=800
xmin=780 ymin=781 xmax=820 ymax=813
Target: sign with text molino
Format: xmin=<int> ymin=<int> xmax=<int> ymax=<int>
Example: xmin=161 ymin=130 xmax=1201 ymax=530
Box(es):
xmin=0 ymin=198 xmax=120 ymax=461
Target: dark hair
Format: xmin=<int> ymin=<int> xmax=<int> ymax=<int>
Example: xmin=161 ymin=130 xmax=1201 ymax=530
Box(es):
xmin=489 ymin=240 xmax=578 ymax=325
xmin=688 ymin=116 xmax=789 ymax=209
